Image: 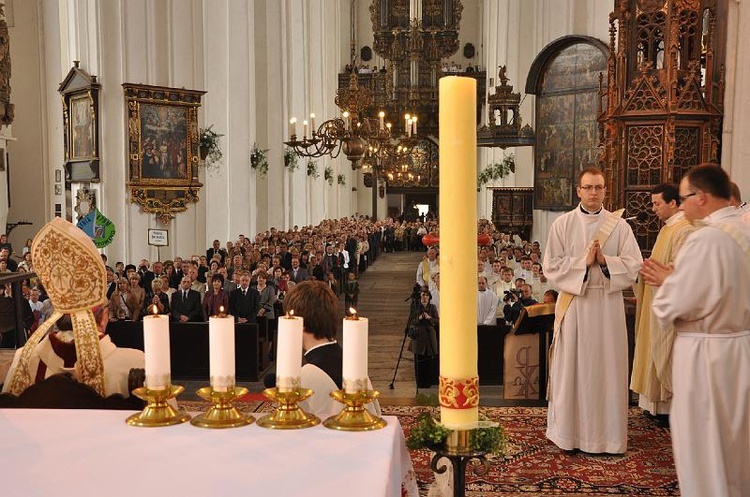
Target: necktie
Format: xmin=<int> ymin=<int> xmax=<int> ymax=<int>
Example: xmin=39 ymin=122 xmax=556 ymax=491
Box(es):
xmin=183 ymin=291 xmax=187 ymax=300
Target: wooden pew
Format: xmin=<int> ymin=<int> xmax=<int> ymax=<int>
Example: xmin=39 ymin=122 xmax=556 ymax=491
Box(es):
xmin=107 ymin=321 xmax=259 ymax=381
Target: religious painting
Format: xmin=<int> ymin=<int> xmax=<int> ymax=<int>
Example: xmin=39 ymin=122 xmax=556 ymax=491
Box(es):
xmin=139 ymin=103 xmax=189 ymax=180
xmin=59 ymin=62 xmax=101 ymax=182
xmin=123 ymin=83 xmax=206 ymax=224
xmin=70 ymin=95 xmax=94 ymax=159
xmin=528 ymin=39 xmax=607 ymax=210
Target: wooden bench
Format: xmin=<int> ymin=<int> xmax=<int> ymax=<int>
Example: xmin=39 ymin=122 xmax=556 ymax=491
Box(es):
xmin=107 ymin=321 xmax=259 ymax=382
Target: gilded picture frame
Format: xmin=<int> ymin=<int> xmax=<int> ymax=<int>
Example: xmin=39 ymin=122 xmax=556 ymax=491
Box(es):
xmin=59 ymin=62 xmax=101 ymax=182
xmin=123 ymin=83 xmax=206 ymax=224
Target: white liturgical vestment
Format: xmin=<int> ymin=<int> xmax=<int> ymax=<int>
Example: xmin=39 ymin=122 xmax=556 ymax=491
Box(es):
xmin=652 ymin=207 xmax=750 ymax=497
xmin=476 ymin=289 xmax=498 ymax=325
xmin=543 ymin=206 xmax=642 ymax=454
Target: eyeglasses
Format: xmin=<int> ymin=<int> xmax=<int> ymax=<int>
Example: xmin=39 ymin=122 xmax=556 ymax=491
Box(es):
xmin=579 ymin=185 xmax=605 ymax=191
xmin=679 ymin=192 xmax=697 ymax=202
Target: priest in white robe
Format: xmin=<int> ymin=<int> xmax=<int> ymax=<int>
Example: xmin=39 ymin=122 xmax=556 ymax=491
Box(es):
xmin=543 ymin=168 xmax=642 ymax=454
xmin=648 ymin=165 xmax=750 ymax=497
xmin=476 ymin=276 xmax=497 ymax=325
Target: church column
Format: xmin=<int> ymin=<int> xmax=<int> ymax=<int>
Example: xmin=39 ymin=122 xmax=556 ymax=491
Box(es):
xmin=202 ymin=0 xmax=257 ymax=244
xmin=722 ymin=0 xmax=750 ymax=196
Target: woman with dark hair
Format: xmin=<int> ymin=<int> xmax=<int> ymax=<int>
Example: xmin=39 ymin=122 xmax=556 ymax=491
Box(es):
xmin=407 ymin=288 xmax=440 ymax=388
xmin=202 ymin=274 xmax=229 ymax=320
xmin=255 ymin=271 xmax=278 ymax=359
xmin=283 ymin=280 xmax=379 ymax=418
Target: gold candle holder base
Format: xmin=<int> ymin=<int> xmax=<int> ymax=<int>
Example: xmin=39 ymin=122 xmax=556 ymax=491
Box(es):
xmin=256 ymin=387 xmax=320 ymax=429
xmin=126 ymin=385 xmax=191 ymax=427
xmin=444 ymin=427 xmax=475 ymax=456
xmin=190 ymin=386 xmax=255 ymax=429
xmin=323 ymin=389 xmax=387 ymax=431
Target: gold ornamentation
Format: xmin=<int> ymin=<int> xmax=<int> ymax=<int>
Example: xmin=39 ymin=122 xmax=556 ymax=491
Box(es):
xmin=123 ymin=83 xmax=205 ymax=224
xmin=323 ymin=389 xmax=387 ymax=431
xmin=256 ymin=387 xmax=320 ymax=430
xmin=439 ymin=376 xmax=480 ymax=410
xmin=190 ymin=387 xmax=254 ymax=429
xmin=126 ymin=386 xmax=191 ymax=427
xmin=8 ymin=218 xmax=107 ymax=396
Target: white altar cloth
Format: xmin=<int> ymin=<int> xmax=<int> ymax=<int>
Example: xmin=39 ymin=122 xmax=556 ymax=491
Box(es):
xmin=0 ymin=409 xmax=418 ymax=497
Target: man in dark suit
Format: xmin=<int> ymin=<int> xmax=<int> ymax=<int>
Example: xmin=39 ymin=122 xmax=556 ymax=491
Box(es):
xmin=170 ymin=276 xmax=203 ymax=322
xmin=137 ymin=259 xmax=155 ymax=295
xmin=206 ymin=239 xmax=228 ymax=265
xmin=289 ymin=256 xmax=309 ymax=283
xmin=278 ymin=243 xmax=293 ymax=271
xmin=228 ymin=270 xmax=259 ymax=324
xmin=170 ymin=257 xmax=185 ymax=289
xmin=105 ymin=267 xmax=117 ymax=299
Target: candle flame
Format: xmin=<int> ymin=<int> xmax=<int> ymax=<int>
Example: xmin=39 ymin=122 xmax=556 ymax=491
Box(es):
xmin=219 ymin=306 xmax=225 ymax=314
xmin=349 ymin=307 xmax=358 ymax=319
xmin=289 ymin=309 xmax=295 ymax=317
xmin=151 ymin=304 xmax=158 ymax=315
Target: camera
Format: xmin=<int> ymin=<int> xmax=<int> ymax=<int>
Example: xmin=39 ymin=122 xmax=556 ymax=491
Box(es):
xmin=503 ymin=289 xmax=521 ymax=302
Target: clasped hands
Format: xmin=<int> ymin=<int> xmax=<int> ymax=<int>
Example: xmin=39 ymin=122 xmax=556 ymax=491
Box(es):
xmin=585 ymin=240 xmax=607 ymax=267
xmin=639 ymin=259 xmax=673 ymax=287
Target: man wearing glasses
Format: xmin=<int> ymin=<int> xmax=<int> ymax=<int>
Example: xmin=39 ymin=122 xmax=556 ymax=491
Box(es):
xmin=647 ymin=164 xmax=750 ymax=497
xmin=543 ymin=167 xmax=642 ymax=455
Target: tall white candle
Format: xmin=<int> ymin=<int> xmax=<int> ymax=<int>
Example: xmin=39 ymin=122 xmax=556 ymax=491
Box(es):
xmin=309 ymin=113 xmax=316 ymax=134
xmin=276 ymin=313 xmax=304 ymax=392
xmin=343 ymin=310 xmax=369 ymax=393
xmin=209 ymin=308 xmax=235 ymax=392
xmin=143 ymin=313 xmax=171 ymax=390
xmin=412 ymin=115 xmax=418 ymax=135
xmin=378 ymin=111 xmax=385 ymax=131
xmin=302 ymin=120 xmax=309 ymax=139
xmin=289 ymin=117 xmax=297 ymax=139
xmin=439 ymin=76 xmax=479 ymax=429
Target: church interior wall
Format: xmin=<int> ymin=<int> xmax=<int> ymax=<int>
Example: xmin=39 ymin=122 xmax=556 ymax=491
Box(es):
xmin=4 ymin=0 xmax=750 ymax=261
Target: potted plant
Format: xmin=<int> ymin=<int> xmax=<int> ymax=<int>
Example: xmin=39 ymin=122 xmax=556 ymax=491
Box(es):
xmin=199 ymin=125 xmax=224 ymax=169
xmin=306 ymin=160 xmax=319 ymax=178
xmin=250 ymin=143 xmax=269 ymax=178
xmin=284 ymin=147 xmax=299 ymax=172
xmin=324 ymin=166 xmax=334 ymax=186
xmin=477 ymin=153 xmax=516 ymax=187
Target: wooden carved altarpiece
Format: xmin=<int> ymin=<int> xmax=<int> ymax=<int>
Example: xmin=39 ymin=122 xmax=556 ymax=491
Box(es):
xmin=599 ymin=0 xmax=725 ymax=251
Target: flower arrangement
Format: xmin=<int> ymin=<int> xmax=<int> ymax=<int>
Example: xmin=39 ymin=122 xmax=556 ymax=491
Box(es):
xmin=324 ymin=166 xmax=334 ymax=185
xmin=337 ymin=174 xmax=346 ymax=186
xmin=199 ymin=125 xmax=224 ymax=169
xmin=284 ymin=147 xmax=299 ymax=171
xmin=306 ymin=160 xmax=319 ymax=178
xmin=250 ymin=143 xmax=269 ymax=178
xmin=406 ymin=413 xmax=507 ymax=455
xmin=477 ymin=153 xmax=516 ymax=186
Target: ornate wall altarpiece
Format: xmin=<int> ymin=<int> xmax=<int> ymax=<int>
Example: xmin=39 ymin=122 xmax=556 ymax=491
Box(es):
xmin=599 ymin=0 xmax=725 ymax=252
xmin=59 ymin=62 xmax=101 ymax=182
xmin=123 ymin=84 xmax=205 ymax=224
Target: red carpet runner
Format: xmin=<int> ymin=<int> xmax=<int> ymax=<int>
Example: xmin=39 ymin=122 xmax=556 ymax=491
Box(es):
xmin=382 ymin=405 xmax=679 ymax=497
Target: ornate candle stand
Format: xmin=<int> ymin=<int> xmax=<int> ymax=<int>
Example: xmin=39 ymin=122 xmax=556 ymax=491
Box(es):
xmin=190 ymin=386 xmax=255 ymax=429
xmin=323 ymin=389 xmax=387 ymax=431
xmin=126 ymin=385 xmax=191 ymax=427
xmin=256 ymin=387 xmax=320 ymax=429
xmin=430 ymin=429 xmax=490 ymax=497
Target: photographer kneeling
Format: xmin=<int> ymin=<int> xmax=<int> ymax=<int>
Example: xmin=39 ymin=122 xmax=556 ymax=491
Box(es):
xmin=407 ymin=287 xmax=439 ymax=389
xmin=503 ymin=284 xmax=538 ymax=325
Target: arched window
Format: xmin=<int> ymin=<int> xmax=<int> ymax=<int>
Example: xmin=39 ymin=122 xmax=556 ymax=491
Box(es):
xmin=526 ymin=36 xmax=607 ymax=210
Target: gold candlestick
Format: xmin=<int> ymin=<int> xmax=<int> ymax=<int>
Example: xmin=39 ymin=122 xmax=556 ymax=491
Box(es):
xmin=323 ymin=389 xmax=387 ymax=431
xmin=126 ymin=385 xmax=191 ymax=427
xmin=256 ymin=387 xmax=320 ymax=429
xmin=190 ymin=386 xmax=255 ymax=429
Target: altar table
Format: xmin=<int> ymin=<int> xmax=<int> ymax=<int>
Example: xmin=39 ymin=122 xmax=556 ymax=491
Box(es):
xmin=0 ymin=409 xmax=418 ymax=497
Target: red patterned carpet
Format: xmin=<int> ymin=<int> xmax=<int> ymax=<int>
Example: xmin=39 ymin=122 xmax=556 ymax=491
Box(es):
xmin=381 ymin=405 xmax=679 ymax=497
